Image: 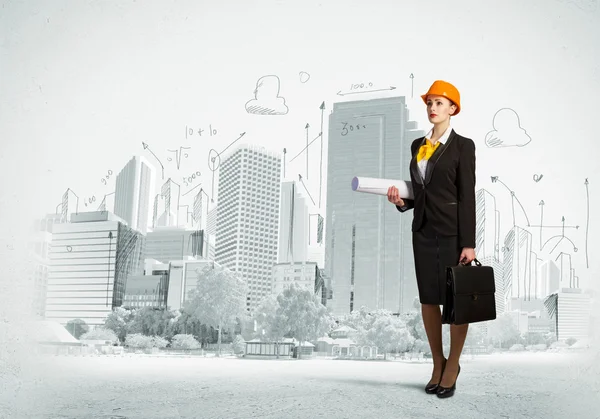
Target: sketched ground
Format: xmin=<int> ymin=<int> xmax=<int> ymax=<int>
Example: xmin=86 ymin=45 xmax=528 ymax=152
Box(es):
xmin=2 ymin=351 xmax=599 ymax=419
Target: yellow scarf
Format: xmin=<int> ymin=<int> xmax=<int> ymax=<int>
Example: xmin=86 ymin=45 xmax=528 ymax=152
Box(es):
xmin=416 ymin=139 xmax=441 ymax=162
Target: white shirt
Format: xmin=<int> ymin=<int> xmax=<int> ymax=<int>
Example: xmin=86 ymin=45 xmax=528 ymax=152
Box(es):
xmin=417 ymin=125 xmax=453 ymax=179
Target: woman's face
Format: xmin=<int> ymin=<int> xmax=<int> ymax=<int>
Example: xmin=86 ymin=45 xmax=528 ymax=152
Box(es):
xmin=426 ymin=95 xmax=457 ymax=123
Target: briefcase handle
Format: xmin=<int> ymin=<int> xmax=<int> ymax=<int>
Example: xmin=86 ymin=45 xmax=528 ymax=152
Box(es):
xmin=460 ymin=258 xmax=482 ymax=267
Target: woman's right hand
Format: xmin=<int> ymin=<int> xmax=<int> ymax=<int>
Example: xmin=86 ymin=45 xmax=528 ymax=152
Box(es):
xmin=387 ymin=186 xmax=405 ymax=206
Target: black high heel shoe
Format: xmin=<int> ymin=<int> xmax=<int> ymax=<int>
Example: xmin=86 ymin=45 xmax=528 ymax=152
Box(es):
xmin=424 ymin=358 xmax=447 ymax=394
xmin=436 ymin=364 xmax=461 ymax=398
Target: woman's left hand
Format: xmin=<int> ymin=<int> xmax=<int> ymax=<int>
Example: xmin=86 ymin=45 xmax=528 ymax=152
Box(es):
xmin=459 ymin=247 xmax=476 ymax=265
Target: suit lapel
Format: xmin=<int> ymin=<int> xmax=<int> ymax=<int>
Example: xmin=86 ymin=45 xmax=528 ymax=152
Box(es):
xmin=410 ymin=138 xmax=426 ymax=184
xmin=424 ymin=129 xmax=456 ymax=185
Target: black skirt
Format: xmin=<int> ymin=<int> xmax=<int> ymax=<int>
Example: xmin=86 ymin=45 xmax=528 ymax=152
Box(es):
xmin=412 ymin=222 xmax=462 ymax=305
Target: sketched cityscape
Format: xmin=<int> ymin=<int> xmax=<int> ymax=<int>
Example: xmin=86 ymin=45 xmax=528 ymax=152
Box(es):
xmin=26 ymin=95 xmax=592 ymax=349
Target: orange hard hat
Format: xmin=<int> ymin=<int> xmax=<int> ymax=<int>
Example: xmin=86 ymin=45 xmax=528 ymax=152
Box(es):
xmin=421 ymin=80 xmax=461 ymax=115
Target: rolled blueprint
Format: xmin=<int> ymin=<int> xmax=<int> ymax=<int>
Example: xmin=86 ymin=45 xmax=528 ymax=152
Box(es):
xmin=351 ymin=176 xmax=414 ymax=200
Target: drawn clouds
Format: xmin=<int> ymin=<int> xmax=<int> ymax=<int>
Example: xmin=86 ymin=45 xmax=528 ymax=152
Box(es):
xmin=245 ymin=75 xmax=289 ymax=115
xmin=485 ymin=108 xmax=532 ymax=148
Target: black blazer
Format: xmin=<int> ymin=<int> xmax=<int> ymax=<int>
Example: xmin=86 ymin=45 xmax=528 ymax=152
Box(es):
xmin=397 ymin=129 xmax=476 ymax=249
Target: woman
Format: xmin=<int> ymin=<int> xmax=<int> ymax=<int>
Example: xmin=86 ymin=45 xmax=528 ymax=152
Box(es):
xmin=387 ymin=80 xmax=476 ymax=399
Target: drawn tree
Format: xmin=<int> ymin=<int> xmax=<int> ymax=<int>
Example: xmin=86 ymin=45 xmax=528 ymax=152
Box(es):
xmin=185 ymin=264 xmax=249 ymax=356
xmin=276 ymin=283 xmax=332 ymax=359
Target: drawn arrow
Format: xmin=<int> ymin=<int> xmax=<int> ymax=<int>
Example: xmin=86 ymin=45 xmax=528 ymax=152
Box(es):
xmin=409 ymin=73 xmax=414 ymax=99
xmin=305 ymin=123 xmax=310 ymax=179
xmin=529 ymin=225 xmax=579 ymax=229
xmin=542 ymin=216 xmax=578 ymax=253
xmin=142 ymin=142 xmax=165 ymax=180
xmin=319 ymin=101 xmax=325 ymax=208
xmin=298 ymin=174 xmax=316 ymax=206
xmin=336 ymin=86 xmax=397 ymax=96
xmin=490 ymin=176 xmax=531 ymax=227
xmin=283 ymin=148 xmax=287 ymax=178
xmin=219 ymin=132 xmax=246 ymax=156
xmin=585 ymin=178 xmax=589 ymax=268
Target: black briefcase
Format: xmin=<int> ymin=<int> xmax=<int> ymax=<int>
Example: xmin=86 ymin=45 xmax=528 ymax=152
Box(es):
xmin=441 ymin=258 xmax=496 ymax=325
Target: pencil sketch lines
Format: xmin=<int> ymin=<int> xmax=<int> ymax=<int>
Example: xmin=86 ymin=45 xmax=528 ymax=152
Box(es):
xmin=485 ymin=108 xmax=532 ymax=148
xmin=289 ymin=132 xmax=322 ymax=163
xmin=319 ymin=101 xmax=325 ymax=208
xmin=541 ymin=216 xmax=578 ymax=254
xmin=533 ymin=174 xmax=543 ymax=182
xmin=245 ymin=75 xmax=289 ymax=115
xmin=298 ymin=174 xmax=316 ymax=206
xmin=167 ymin=146 xmax=191 ymax=170
xmin=490 ymin=176 xmax=531 ymax=227
xmin=142 ymin=142 xmax=165 ymax=180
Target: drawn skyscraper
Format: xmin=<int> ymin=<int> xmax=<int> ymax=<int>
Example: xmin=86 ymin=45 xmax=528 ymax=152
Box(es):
xmin=60 ymin=189 xmax=79 ymax=223
xmin=214 ymin=144 xmax=282 ymax=310
xmin=503 ymin=226 xmax=533 ymax=303
xmin=278 ymin=181 xmax=309 ymax=264
xmin=114 ymin=155 xmax=155 ymax=234
xmin=153 ymin=178 xmax=180 ymax=228
xmin=193 ymin=191 xmax=204 ymax=229
xmin=324 ymin=96 xmax=424 ymax=316
xmin=475 ymin=189 xmax=505 ymax=313
xmin=475 ymin=189 xmax=500 ymax=260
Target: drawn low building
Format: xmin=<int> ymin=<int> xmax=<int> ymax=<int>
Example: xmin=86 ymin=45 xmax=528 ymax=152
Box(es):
xmin=45 ymin=211 xmax=145 ymax=327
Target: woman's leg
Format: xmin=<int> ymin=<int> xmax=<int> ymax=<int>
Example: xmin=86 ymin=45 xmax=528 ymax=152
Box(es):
xmin=421 ymin=303 xmax=445 ymax=384
xmin=440 ymin=323 xmax=469 ymax=386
